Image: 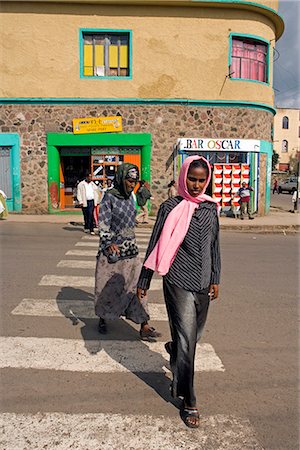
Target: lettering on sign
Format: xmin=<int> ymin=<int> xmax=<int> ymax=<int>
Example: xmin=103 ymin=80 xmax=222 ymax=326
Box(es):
xmin=177 ymin=138 xmax=260 ymax=153
xmin=73 ymin=116 xmax=122 ymax=134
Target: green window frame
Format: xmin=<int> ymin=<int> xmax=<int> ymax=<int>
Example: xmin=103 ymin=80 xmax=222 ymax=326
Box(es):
xmin=229 ymin=33 xmax=270 ymax=86
xmin=80 ymin=28 xmax=132 ymax=80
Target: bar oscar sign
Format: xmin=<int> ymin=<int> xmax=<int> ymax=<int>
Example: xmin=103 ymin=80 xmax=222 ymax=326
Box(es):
xmin=177 ymin=138 xmax=260 ymax=152
xmin=72 ymin=116 xmax=122 ymax=134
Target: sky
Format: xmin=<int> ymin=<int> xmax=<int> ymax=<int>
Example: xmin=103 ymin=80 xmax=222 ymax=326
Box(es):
xmin=274 ymin=0 xmax=300 ymax=108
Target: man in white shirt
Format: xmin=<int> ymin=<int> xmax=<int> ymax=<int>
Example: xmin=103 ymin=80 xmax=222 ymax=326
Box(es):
xmin=77 ymin=173 xmax=100 ymax=234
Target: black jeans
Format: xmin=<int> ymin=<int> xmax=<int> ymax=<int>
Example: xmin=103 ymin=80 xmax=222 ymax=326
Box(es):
xmin=163 ymin=278 xmax=210 ymax=407
xmin=82 ymin=199 xmax=94 ymax=232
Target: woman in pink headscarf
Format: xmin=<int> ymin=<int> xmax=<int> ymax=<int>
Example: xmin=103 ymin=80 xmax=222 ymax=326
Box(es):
xmin=137 ymin=155 xmax=221 ymax=428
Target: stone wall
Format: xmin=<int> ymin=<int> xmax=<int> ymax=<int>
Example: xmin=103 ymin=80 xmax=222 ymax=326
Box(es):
xmin=0 ymin=104 xmax=273 ymax=213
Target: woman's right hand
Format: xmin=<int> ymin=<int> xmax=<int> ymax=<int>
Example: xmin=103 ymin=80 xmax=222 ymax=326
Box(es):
xmin=137 ymin=288 xmax=147 ymax=301
xmin=107 ymin=244 xmax=120 ymax=256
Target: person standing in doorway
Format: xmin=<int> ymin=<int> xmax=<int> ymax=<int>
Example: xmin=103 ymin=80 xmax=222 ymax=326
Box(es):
xmin=77 ymin=173 xmax=100 ymax=234
xmin=237 ymin=182 xmax=254 ymax=220
xmin=137 ymin=156 xmax=221 ymax=428
xmin=95 ymin=163 xmax=161 ymax=340
xmin=101 ymin=179 xmax=114 ymax=194
xmin=136 ymin=180 xmax=152 ymax=224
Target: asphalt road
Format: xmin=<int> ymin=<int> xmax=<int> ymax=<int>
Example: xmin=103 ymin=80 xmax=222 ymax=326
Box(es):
xmin=271 ymin=191 xmax=294 ymax=212
xmin=0 ymin=222 xmax=298 ymax=449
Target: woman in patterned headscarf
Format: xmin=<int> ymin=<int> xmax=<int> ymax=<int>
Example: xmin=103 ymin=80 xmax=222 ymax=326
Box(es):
xmin=95 ymin=163 xmax=161 ymax=340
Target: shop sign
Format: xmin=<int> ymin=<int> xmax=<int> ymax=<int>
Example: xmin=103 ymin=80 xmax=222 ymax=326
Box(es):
xmin=177 ymin=138 xmax=260 ymax=152
xmin=73 ymin=116 xmax=122 ymax=134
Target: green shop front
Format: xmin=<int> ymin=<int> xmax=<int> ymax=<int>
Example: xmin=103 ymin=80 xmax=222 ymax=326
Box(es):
xmin=47 ymin=132 xmax=151 ymax=212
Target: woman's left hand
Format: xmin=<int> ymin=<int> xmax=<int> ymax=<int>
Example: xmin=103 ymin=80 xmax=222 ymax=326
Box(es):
xmin=209 ymin=284 xmax=219 ymax=300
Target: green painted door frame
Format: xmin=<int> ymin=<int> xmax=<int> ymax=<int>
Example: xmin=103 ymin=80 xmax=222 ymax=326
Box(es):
xmin=47 ymin=132 xmax=152 ymax=213
xmin=0 ymin=133 xmax=22 ymax=212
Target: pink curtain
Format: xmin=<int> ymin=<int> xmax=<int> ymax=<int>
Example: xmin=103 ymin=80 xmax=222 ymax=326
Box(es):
xmin=232 ymin=38 xmax=267 ymax=82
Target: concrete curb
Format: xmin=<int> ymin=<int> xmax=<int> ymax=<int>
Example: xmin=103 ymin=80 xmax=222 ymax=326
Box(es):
xmin=4 ymin=213 xmax=299 ymax=234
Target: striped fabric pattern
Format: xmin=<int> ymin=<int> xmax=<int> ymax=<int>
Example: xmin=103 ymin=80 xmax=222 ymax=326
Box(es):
xmin=137 ymin=197 xmax=221 ymax=292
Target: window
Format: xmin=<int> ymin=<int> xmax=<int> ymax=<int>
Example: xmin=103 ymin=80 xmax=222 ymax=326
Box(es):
xmin=81 ymin=30 xmax=131 ymax=78
xmin=282 ymin=140 xmax=288 ymax=153
xmin=282 ymin=116 xmax=289 ymax=129
xmin=230 ymin=36 xmax=268 ymax=83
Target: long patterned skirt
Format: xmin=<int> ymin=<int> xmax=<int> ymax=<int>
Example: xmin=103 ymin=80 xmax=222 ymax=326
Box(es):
xmin=94 ymin=255 xmax=149 ymax=324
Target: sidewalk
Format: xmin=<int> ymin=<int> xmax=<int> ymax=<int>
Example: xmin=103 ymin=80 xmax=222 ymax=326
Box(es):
xmin=4 ymin=207 xmax=299 ymax=233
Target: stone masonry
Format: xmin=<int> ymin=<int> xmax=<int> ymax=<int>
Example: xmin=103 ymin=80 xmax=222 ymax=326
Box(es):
xmin=0 ymin=104 xmax=273 ymax=213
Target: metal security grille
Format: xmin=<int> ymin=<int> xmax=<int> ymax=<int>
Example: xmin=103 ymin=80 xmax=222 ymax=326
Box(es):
xmin=0 ymin=147 xmax=12 ymax=198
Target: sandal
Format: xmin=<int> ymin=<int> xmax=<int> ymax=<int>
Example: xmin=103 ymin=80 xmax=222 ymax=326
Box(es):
xmin=140 ymin=326 xmax=162 ymax=341
xmin=180 ymin=406 xmax=200 ymax=429
xmin=98 ymin=318 xmax=107 ymax=334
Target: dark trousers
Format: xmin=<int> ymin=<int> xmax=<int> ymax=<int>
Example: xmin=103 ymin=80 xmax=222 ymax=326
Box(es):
xmin=82 ymin=200 xmax=94 ymax=232
xmin=240 ymin=200 xmax=251 ymax=218
xmin=163 ymin=278 xmax=210 ymax=407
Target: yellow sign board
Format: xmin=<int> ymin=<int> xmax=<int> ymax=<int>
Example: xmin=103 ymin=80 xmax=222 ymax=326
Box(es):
xmin=72 ymin=116 xmax=122 ymax=134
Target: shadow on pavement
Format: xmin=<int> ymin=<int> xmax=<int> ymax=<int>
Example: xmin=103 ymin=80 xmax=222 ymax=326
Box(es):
xmin=56 ymin=286 xmax=178 ymax=409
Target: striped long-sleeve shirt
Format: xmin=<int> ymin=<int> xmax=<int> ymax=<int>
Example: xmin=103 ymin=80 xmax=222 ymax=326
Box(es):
xmin=137 ymin=196 xmax=221 ymax=292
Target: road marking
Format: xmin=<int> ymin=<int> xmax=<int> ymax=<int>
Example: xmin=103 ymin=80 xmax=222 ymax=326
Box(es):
xmin=75 ymin=241 xmax=99 ymax=247
xmin=66 ymin=249 xmax=97 ymax=257
xmin=11 ymin=299 xmax=168 ymax=321
xmin=0 ymin=412 xmax=263 ymax=450
xmin=82 ymin=233 xmax=151 ymax=241
xmin=65 ymin=250 xmax=146 ymax=258
xmin=0 ymin=337 xmax=224 ymax=373
xmin=39 ymin=275 xmax=162 ymax=290
xmin=57 ymin=260 xmax=96 ymax=269
xmin=39 ymin=274 xmax=95 ymax=287
xmin=75 ymin=241 xmax=148 ymax=250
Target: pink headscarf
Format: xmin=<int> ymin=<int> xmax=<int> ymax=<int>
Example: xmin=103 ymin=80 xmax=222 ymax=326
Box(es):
xmin=144 ymin=155 xmax=220 ymax=276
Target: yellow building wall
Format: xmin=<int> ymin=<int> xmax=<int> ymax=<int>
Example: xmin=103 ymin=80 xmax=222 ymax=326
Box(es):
xmin=1 ymin=2 xmax=278 ymax=104
xmin=273 ymin=109 xmax=300 ymax=165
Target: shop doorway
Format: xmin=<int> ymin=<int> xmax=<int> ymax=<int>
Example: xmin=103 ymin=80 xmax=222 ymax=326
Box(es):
xmin=59 ymin=147 xmax=90 ymax=209
xmin=57 ymin=146 xmax=142 ymax=210
xmin=47 ymin=133 xmax=151 ymax=213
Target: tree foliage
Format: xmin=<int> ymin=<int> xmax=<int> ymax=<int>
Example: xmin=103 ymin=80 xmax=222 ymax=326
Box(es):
xmin=272 ymin=150 xmax=280 ymax=171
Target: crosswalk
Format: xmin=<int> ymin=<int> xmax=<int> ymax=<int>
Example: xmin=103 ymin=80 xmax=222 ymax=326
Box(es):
xmin=0 ymin=227 xmax=264 ymax=449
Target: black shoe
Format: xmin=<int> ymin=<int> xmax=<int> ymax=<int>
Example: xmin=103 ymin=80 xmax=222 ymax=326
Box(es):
xmin=165 ymin=341 xmax=173 ymax=355
xmin=140 ymin=326 xmax=162 ymax=341
xmin=98 ymin=318 xmax=107 ymax=334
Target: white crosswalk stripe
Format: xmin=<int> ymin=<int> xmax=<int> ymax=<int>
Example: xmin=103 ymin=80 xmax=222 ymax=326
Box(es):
xmin=66 ymin=249 xmax=146 ymax=258
xmin=75 ymin=241 xmax=148 ymax=250
xmin=0 ymin=336 xmax=225 ymax=373
xmin=39 ymin=274 xmax=162 ymax=290
xmin=66 ymin=249 xmax=97 ymax=257
xmin=57 ymin=259 xmax=96 ymax=269
xmin=0 ymin=412 xmax=263 ymax=450
xmin=11 ymin=298 xmax=168 ymax=321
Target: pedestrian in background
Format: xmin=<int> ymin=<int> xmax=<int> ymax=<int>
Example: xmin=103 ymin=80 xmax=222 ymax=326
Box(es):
xmin=0 ymin=189 xmax=8 ymax=219
xmin=273 ymin=179 xmax=279 ymax=194
xmin=137 ymin=155 xmax=221 ymax=428
xmin=291 ymin=189 xmax=299 ymax=213
xmin=77 ymin=172 xmax=100 ymax=234
xmin=237 ymin=182 xmax=254 ymax=220
xmin=95 ymin=163 xmax=161 ymax=340
xmin=167 ymin=180 xmax=177 ymax=198
xmin=101 ymin=179 xmax=113 ymax=194
xmin=136 ymin=180 xmax=152 ymax=224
